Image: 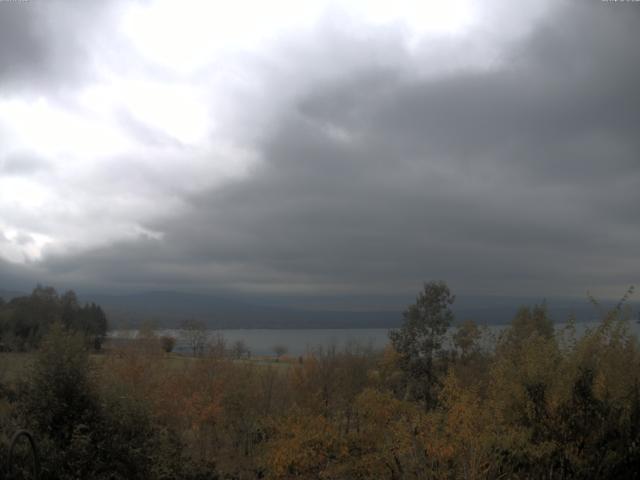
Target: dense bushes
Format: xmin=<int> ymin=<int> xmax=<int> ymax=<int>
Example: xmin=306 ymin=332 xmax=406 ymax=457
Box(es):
xmin=15 ymin=324 xmax=186 ymax=480
xmin=257 ymin=288 xmax=640 ymax=479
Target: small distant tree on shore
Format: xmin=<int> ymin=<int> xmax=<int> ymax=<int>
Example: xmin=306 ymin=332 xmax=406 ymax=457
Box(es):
xmin=160 ymin=335 xmax=176 ymax=353
xmin=179 ymin=318 xmax=208 ymax=356
xmin=208 ymin=331 xmax=227 ymax=358
xmin=232 ymin=339 xmax=248 ymax=359
xmin=273 ymin=345 xmax=288 ymax=359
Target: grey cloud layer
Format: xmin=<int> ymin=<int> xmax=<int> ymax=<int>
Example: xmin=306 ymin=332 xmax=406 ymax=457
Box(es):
xmin=3 ymin=1 xmax=640 ymax=298
xmin=0 ymin=1 xmax=116 ymax=92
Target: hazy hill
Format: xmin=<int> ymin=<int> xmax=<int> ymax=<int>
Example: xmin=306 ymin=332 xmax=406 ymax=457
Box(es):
xmin=2 ymin=286 xmax=633 ymax=329
xmin=79 ymin=291 xmax=632 ymax=330
xmin=83 ymin=291 xmax=397 ymax=329
xmin=0 ymin=289 xmax=25 ymax=301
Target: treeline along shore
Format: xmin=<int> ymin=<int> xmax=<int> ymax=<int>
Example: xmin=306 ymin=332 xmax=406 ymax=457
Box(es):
xmin=1 ymin=282 xmax=640 ymax=479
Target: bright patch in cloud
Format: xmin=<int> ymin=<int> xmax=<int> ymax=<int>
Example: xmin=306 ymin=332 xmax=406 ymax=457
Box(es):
xmin=121 ymin=0 xmax=322 ymax=74
xmin=121 ymin=0 xmax=476 ymax=74
xmin=0 ymin=97 xmax=133 ymax=160
xmin=81 ymin=80 xmax=211 ymax=145
xmin=0 ymin=223 xmax=53 ymax=263
xmin=349 ymin=0 xmax=475 ymax=34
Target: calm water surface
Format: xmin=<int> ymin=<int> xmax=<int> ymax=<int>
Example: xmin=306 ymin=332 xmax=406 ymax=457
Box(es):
xmin=112 ymin=328 xmax=390 ymax=356
xmin=110 ymin=320 xmax=640 ymax=357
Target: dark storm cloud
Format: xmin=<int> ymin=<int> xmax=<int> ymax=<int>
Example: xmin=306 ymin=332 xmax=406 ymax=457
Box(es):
xmin=0 ymin=3 xmax=47 ymax=86
xmin=0 ymin=256 xmax=43 ymax=291
xmin=5 ymin=1 xmax=640 ymax=298
xmin=0 ymin=0 xmax=133 ymax=92
xmin=142 ymin=1 xmax=637 ymax=297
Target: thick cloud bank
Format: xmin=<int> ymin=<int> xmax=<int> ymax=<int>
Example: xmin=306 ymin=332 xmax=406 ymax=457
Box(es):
xmin=1 ymin=0 xmax=639 ymax=299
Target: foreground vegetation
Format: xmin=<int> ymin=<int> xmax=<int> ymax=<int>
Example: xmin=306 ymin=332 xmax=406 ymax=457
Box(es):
xmin=1 ymin=283 xmax=640 ymax=479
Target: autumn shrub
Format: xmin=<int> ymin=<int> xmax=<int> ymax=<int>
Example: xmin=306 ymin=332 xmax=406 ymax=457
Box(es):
xmin=17 ymin=323 xmax=187 ymax=480
xmin=8 ymin=284 xmax=640 ymax=479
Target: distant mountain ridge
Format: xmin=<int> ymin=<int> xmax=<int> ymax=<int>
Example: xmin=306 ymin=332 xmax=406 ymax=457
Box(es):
xmin=83 ymin=291 xmax=398 ymax=329
xmin=2 ymin=285 xmax=634 ymax=329
xmin=78 ymin=290 xmax=633 ymax=329
xmin=0 ymin=290 xmax=25 ymax=301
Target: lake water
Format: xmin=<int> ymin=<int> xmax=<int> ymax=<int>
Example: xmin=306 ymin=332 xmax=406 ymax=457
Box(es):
xmin=112 ymin=328 xmax=390 ymax=356
xmin=110 ymin=320 xmax=640 ymax=357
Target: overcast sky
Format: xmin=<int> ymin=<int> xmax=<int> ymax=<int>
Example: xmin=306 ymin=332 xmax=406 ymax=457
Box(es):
xmin=0 ymin=0 xmax=639 ymax=300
